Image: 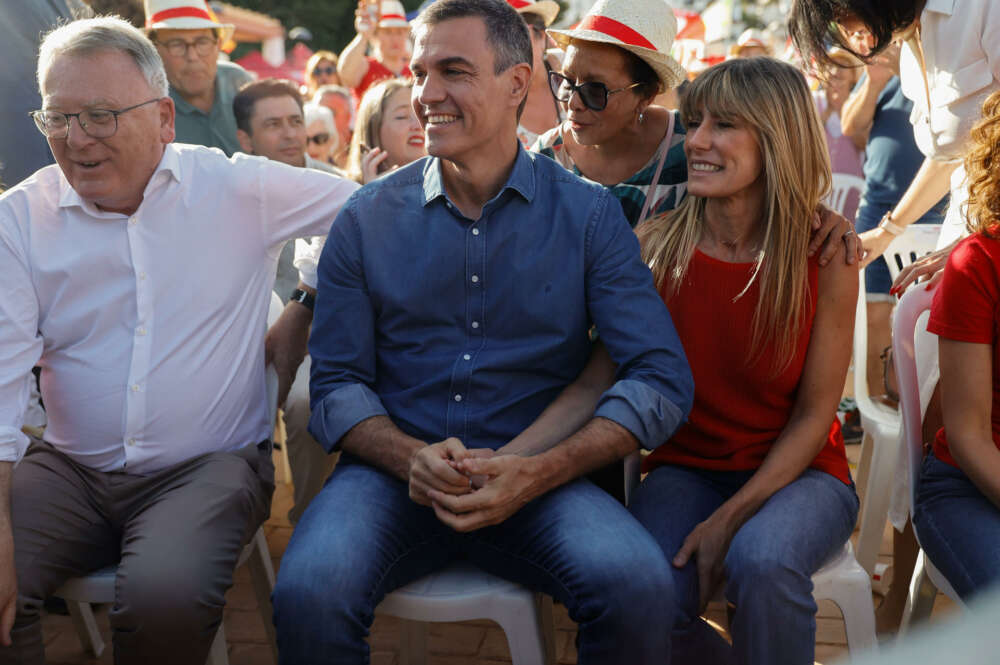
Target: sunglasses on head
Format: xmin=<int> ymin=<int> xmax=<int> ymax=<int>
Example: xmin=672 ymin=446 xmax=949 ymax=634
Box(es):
xmin=548 ymin=71 xmax=643 ymax=112
xmin=313 ymin=65 xmax=336 ymax=76
xmin=308 ymin=133 xmax=331 ymax=144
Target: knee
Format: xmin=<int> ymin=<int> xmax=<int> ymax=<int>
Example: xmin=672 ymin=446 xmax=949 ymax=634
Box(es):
xmin=576 ymin=537 xmax=676 ymax=627
xmin=114 ymin=564 xmax=225 ymax=638
xmin=726 ymin=544 xmax=810 ymax=603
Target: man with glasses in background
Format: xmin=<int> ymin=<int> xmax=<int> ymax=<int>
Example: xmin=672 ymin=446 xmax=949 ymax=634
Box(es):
xmin=0 ymin=16 xmax=357 ymax=663
xmin=144 ymin=0 xmax=252 ymax=155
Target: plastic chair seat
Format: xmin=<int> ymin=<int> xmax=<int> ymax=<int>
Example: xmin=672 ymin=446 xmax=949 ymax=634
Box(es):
xmin=376 ymin=562 xmax=555 ymax=665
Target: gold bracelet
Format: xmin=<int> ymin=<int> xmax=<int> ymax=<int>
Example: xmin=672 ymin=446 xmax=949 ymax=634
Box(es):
xmin=878 ymin=211 xmax=906 ymax=236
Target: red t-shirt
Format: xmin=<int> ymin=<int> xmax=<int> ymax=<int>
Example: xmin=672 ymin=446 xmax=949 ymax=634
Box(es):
xmin=352 ymin=57 xmax=412 ymax=106
xmin=643 ymin=249 xmax=851 ymax=484
xmin=927 ymin=232 xmax=1000 ymax=467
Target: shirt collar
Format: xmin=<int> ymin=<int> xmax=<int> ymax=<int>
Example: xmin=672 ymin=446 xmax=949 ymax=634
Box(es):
xmin=923 ymin=0 xmax=954 ymax=16
xmin=58 ymin=143 xmax=183 ymax=213
xmin=421 ymin=143 xmax=536 ymax=208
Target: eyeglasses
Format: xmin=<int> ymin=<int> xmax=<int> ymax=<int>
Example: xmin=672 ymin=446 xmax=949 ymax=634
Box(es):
xmin=313 ymin=65 xmax=337 ymax=77
xmin=155 ymin=37 xmax=218 ymax=58
xmin=307 ymin=132 xmax=331 ymax=144
xmin=548 ymin=71 xmax=643 ymax=112
xmin=30 ymin=98 xmax=162 ymax=139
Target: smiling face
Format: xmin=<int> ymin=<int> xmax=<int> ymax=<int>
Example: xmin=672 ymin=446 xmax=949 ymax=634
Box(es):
xmin=153 ymin=28 xmax=219 ymax=102
xmin=42 ymin=49 xmax=174 ymax=215
xmin=683 ymin=107 xmax=764 ymax=201
xmin=410 ymin=16 xmax=526 ymax=166
xmin=559 ymin=41 xmax=645 ymax=146
xmin=377 ymin=86 xmax=426 ymax=168
xmin=238 ymin=94 xmax=307 ymax=167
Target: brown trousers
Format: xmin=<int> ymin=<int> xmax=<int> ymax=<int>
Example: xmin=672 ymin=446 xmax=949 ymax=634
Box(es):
xmin=1 ymin=440 xmax=274 ymax=665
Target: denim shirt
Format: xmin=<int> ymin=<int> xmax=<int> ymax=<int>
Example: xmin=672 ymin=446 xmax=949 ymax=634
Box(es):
xmin=308 ymin=146 xmax=693 ymax=453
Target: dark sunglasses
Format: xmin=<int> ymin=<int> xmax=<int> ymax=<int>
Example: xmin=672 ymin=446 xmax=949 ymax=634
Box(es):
xmin=307 ymin=133 xmax=331 ymax=144
xmin=313 ymin=65 xmax=337 ymax=76
xmin=548 ymin=71 xmax=642 ymax=112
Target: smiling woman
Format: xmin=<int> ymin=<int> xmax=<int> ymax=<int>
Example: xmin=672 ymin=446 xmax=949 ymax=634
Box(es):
xmin=346 ymin=78 xmax=425 ymax=183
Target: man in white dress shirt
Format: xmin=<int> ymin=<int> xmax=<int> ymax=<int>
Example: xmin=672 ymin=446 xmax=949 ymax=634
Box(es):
xmin=0 ymin=17 xmax=357 ymax=664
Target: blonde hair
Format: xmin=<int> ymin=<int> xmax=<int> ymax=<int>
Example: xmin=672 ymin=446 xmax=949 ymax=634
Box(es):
xmin=638 ymin=57 xmax=832 ymax=371
xmin=346 ymin=78 xmax=413 ymax=183
xmin=964 ymin=90 xmax=1000 ymax=237
xmin=305 ymin=50 xmax=338 ymax=91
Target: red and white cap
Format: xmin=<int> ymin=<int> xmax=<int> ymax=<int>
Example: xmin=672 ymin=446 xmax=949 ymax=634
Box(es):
xmin=378 ymin=0 xmax=409 ymax=29
xmin=506 ymin=0 xmax=560 ymax=28
xmin=548 ymin=0 xmax=686 ymax=91
xmin=143 ymin=0 xmax=235 ymax=41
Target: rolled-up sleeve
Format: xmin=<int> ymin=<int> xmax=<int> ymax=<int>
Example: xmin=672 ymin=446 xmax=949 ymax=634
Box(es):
xmin=584 ymin=192 xmax=694 ymax=450
xmin=307 ymin=197 xmax=387 ymax=452
xmin=0 ymin=221 xmax=43 ymax=462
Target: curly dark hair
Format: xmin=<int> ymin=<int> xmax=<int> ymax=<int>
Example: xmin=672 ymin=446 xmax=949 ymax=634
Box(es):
xmin=787 ymin=0 xmax=924 ymax=70
xmin=964 ymin=91 xmax=1000 ymax=237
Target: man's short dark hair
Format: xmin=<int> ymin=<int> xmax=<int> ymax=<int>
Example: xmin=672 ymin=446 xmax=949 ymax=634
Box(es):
xmin=233 ymin=78 xmax=303 ymax=134
xmin=788 ymin=0 xmax=921 ymax=69
xmin=413 ymin=0 xmax=532 ymax=76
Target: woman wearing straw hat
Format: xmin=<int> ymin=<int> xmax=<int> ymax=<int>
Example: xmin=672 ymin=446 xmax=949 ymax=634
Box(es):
xmin=505 ymin=0 xmax=565 ymax=147
xmin=533 ymin=0 xmax=688 ymax=228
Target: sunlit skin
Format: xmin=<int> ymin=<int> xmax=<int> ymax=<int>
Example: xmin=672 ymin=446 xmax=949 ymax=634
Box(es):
xmin=153 ymin=28 xmax=219 ymax=112
xmin=836 ymin=12 xmax=919 ymax=57
xmin=410 ymin=16 xmax=527 ymax=171
xmin=42 ymin=50 xmax=174 ymax=215
xmin=236 ymin=95 xmax=307 ymax=167
xmin=317 ymin=91 xmax=354 ymax=152
xmin=377 ymin=86 xmax=426 ymax=168
xmin=684 ymin=108 xmax=764 ymax=204
xmin=375 ymin=26 xmax=410 ymax=68
xmin=310 ymin=58 xmax=339 ymax=88
xmin=736 ymin=44 xmax=769 ymax=59
xmin=305 ymin=118 xmax=337 ymax=163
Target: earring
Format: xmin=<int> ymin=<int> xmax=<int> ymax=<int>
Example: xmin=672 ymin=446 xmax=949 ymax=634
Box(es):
xmin=638 ymin=111 xmax=645 ymax=124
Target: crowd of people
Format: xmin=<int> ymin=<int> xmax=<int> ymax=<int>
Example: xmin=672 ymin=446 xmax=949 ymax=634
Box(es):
xmin=1 ymin=0 xmax=999 ymax=663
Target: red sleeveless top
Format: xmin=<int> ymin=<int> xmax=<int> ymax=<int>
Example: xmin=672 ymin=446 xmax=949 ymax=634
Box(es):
xmin=643 ymin=249 xmax=851 ymax=484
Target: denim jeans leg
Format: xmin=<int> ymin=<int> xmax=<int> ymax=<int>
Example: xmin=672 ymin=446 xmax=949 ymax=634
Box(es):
xmin=913 ymin=452 xmax=1000 ymax=600
xmin=629 ymin=464 xmax=737 ymax=665
xmin=272 ymin=457 xmax=455 ymax=665
xmin=466 ymin=478 xmax=674 ymax=665
xmin=723 ymin=469 xmax=858 ymax=665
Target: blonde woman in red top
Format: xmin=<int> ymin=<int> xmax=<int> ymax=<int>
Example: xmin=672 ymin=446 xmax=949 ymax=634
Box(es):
xmin=507 ymin=57 xmax=859 ymax=664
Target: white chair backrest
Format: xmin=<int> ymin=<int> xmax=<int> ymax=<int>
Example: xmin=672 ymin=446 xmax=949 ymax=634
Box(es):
xmin=883 ymin=224 xmax=942 ymax=282
xmin=891 ymin=285 xmax=937 ymax=513
xmin=265 ymin=290 xmax=284 ymax=433
xmin=828 ymin=173 xmax=865 ymax=222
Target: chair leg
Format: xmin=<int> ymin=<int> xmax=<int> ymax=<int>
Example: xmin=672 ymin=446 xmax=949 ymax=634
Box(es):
xmin=246 ymin=529 xmax=279 ymax=663
xmin=855 ymin=431 xmax=874 ymax=505
xmin=900 ymin=551 xmax=938 ymax=635
xmin=537 ymin=594 xmax=557 ymax=665
xmin=823 ymin=573 xmax=878 ymax=653
xmin=66 ymin=600 xmax=104 ymax=658
xmin=397 ymin=619 xmax=427 ymax=665
xmin=206 ymin=623 xmax=229 ymax=665
xmin=495 ymin=594 xmax=550 ymax=665
xmin=856 ymin=430 xmax=900 ymax=574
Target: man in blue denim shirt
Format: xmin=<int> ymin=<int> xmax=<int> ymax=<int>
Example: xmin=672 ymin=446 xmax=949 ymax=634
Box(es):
xmin=271 ymin=1 xmax=693 ymax=663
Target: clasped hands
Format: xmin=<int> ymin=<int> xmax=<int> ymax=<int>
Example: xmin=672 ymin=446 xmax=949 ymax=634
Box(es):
xmin=408 ymin=438 xmax=542 ymax=532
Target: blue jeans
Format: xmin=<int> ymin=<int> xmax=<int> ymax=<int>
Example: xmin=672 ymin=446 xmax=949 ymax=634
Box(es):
xmin=272 ymin=454 xmax=675 ymax=665
xmin=913 ymin=452 xmax=1000 ymax=600
xmin=629 ymin=465 xmax=858 ymax=665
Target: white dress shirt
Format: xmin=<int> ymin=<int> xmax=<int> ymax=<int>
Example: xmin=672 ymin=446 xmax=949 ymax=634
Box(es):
xmin=0 ymin=143 xmax=359 ymax=473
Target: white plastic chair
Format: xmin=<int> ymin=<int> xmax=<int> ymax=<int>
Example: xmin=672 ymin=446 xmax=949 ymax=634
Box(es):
xmin=828 ymin=173 xmax=866 ymax=222
xmin=853 ymin=224 xmax=942 ymax=576
xmin=53 ymin=366 xmax=283 ymax=664
xmin=890 ymin=286 xmax=964 ymax=634
xmin=267 ymin=290 xmax=293 ymax=485
xmin=622 ymin=452 xmax=877 ymax=655
xmin=376 ymin=563 xmax=556 ymax=665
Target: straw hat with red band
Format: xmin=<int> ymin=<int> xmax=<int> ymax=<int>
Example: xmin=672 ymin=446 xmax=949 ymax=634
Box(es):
xmin=143 ymin=0 xmax=234 ymax=42
xmin=506 ymin=0 xmax=559 ymax=28
xmin=377 ymin=0 xmax=409 ymax=29
xmin=547 ymin=0 xmax=686 ymax=91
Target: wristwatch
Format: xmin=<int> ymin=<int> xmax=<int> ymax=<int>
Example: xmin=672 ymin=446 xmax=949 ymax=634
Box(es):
xmin=878 ymin=210 xmax=906 ymax=236
xmin=289 ymin=288 xmax=316 ymax=311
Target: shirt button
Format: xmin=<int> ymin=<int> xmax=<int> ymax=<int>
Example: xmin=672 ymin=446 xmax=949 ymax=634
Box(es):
xmin=463 ymin=354 xmax=471 ymax=360
xmin=138 ymin=272 xmax=147 ymax=280
xmin=131 ymin=384 xmax=140 ymax=392
xmin=471 ymin=321 xmax=479 ymax=329
xmin=454 ymin=394 xmax=462 ymax=402
xmin=128 ymin=217 xmax=137 ymax=226
xmin=136 ymin=327 xmax=147 ymax=336
xmin=127 ymin=438 xmax=136 ymax=446
xmin=472 ymin=228 xmax=480 ymax=236
xmin=471 ymin=275 xmax=479 ymax=283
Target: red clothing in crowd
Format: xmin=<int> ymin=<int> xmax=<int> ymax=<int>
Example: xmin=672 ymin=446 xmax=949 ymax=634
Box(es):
xmin=643 ymin=249 xmax=851 ymax=484
xmin=928 ymin=232 xmax=1000 ymax=468
xmin=352 ymin=56 xmax=411 ymax=106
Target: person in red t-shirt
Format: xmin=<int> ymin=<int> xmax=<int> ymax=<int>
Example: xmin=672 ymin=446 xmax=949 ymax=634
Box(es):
xmin=913 ymin=90 xmax=1000 ymax=602
xmin=507 ymin=57 xmax=860 ymax=664
xmin=338 ymin=0 xmax=412 ymax=108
